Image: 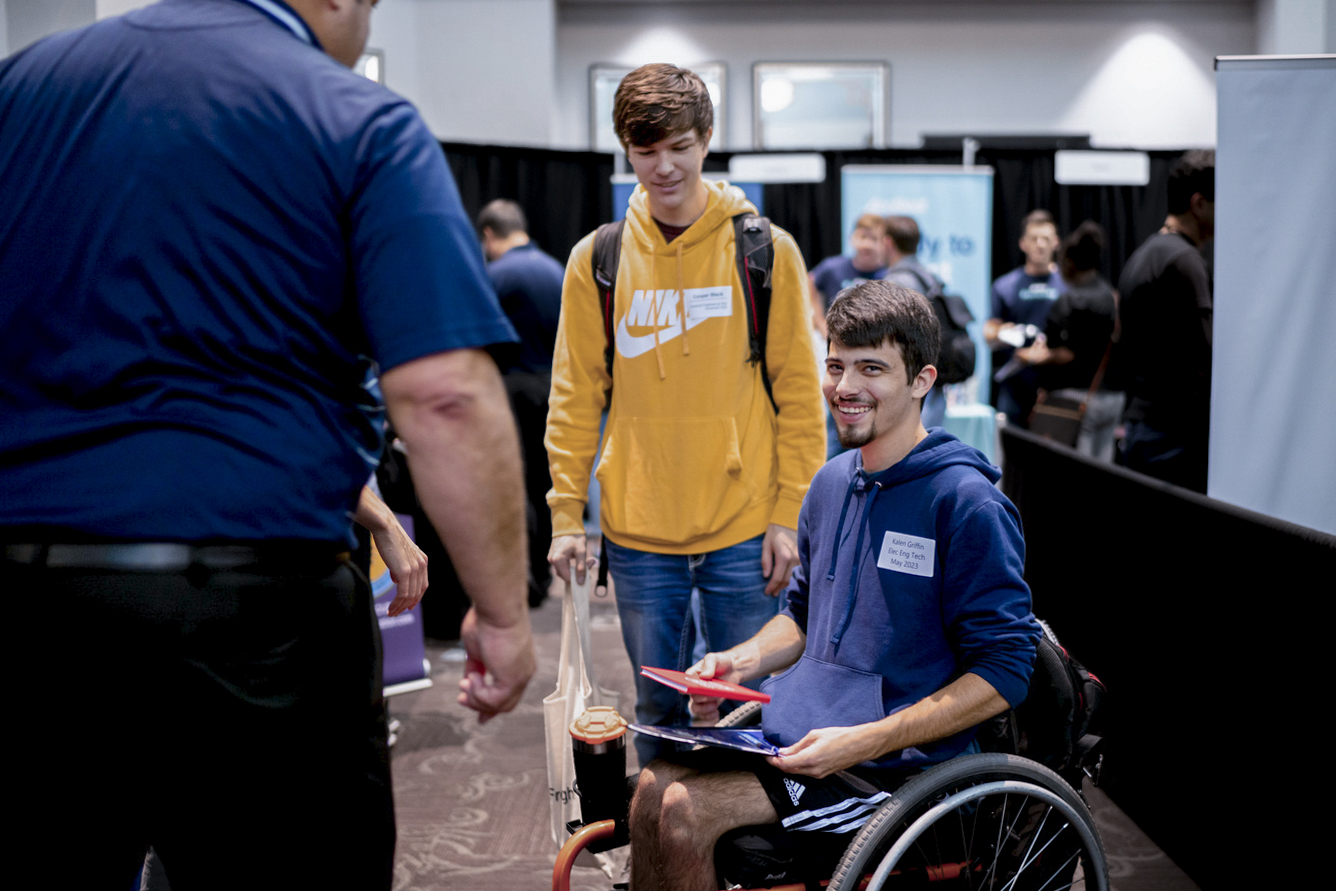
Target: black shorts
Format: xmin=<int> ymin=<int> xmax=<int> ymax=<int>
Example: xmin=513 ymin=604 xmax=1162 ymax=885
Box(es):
xmin=662 ymin=747 xmax=920 ymax=836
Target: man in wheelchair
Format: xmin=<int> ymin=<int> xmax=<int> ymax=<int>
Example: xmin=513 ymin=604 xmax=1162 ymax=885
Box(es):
xmin=628 ymin=281 xmax=1042 ymax=891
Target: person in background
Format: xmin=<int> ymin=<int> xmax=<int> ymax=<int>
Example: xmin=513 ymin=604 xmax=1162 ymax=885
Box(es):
xmin=478 ymin=198 xmax=566 ymax=606
xmin=881 ymin=215 xmax=950 ymax=429
xmin=1115 ymin=150 xmax=1215 ymax=493
xmin=807 ymin=212 xmax=887 ymax=339
xmin=1018 ymin=221 xmax=1124 ymax=461
xmin=986 ymin=210 xmax=1066 ymax=427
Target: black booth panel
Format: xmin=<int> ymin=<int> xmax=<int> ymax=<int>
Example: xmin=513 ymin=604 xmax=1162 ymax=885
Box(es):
xmin=440 ymin=141 xmax=614 ymax=264
xmin=1001 ymin=426 xmax=1335 ymax=889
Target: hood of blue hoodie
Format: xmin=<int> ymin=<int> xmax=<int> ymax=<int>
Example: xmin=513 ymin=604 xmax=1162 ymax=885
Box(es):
xmin=861 ymin=429 xmax=1001 ymax=489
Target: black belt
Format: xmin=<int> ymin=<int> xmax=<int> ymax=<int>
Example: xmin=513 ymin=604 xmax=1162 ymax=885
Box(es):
xmin=3 ymin=543 xmax=349 ymax=573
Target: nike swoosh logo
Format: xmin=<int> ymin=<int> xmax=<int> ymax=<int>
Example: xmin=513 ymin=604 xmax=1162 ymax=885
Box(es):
xmin=615 ymin=313 xmax=710 ymax=359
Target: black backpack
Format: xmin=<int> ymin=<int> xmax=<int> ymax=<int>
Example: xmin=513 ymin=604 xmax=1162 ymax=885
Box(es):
xmin=590 ymin=212 xmax=777 ymax=411
xmin=902 ymin=267 xmax=977 ymax=385
xmin=978 ymin=621 xmax=1107 ymax=785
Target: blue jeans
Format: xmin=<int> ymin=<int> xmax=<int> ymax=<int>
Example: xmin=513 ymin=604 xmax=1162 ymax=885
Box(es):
xmin=604 ymin=534 xmax=782 ymax=764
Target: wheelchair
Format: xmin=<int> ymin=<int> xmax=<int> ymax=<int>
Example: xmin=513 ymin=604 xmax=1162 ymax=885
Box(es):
xmin=553 ymin=626 xmax=1107 ymax=891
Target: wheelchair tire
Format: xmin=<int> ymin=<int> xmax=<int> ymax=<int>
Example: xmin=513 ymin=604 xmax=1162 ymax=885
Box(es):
xmin=828 ymin=753 xmax=1107 ymax=891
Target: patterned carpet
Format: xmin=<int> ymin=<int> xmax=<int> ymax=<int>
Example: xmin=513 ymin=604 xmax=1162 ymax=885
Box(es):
xmin=387 ymin=587 xmax=1198 ymax=891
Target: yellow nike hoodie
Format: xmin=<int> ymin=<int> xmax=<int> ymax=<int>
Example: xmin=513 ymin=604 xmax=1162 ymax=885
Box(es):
xmin=545 ymin=179 xmax=825 ymax=554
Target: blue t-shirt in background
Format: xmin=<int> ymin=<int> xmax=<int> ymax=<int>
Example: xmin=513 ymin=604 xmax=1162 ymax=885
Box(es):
xmin=810 ymin=255 xmax=887 ymax=309
xmin=0 ymin=0 xmax=516 ymax=544
xmin=990 ymin=267 xmax=1066 ymax=332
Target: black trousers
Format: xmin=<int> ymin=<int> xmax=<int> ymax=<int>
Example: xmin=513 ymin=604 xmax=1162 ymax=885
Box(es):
xmin=505 ymin=370 xmax=555 ymax=606
xmin=6 ymin=556 xmax=394 ymax=890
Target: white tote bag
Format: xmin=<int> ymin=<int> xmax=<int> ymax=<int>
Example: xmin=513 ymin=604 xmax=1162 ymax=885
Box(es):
xmin=542 ymin=571 xmax=620 ymax=847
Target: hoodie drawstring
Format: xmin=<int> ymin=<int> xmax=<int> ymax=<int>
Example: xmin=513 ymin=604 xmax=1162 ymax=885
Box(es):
xmin=676 ymin=240 xmax=690 ymax=357
xmin=830 ymin=476 xmax=881 ymax=650
xmin=648 ymin=250 xmax=666 ymax=380
xmin=825 ymin=471 xmax=862 ymax=583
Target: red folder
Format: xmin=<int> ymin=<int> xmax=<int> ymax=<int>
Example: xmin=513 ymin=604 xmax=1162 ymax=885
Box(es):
xmin=639 ymin=666 xmax=771 ymax=703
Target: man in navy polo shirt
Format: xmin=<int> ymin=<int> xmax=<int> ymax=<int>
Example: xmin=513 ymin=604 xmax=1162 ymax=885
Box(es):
xmin=0 ymin=1 xmax=534 ymax=887
xmin=477 ymin=199 xmax=565 ymax=606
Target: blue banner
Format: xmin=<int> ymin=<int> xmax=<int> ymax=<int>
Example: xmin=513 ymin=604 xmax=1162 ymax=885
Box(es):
xmin=841 ymin=166 xmax=994 ymax=400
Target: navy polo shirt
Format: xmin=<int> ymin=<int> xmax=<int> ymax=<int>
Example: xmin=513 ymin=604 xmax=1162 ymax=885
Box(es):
xmin=0 ymin=0 xmax=516 ymax=543
xmin=486 ymin=243 xmax=564 ymax=373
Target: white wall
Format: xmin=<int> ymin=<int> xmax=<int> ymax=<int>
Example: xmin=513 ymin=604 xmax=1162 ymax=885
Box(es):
xmin=4 ymin=0 xmax=94 ymax=54
xmin=372 ymin=0 xmax=557 ymax=147
xmin=555 ymin=2 xmax=1255 ymax=151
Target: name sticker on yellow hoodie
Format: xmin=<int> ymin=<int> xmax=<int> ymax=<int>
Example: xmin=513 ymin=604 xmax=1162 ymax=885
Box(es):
xmin=616 ymin=286 xmax=733 ymax=359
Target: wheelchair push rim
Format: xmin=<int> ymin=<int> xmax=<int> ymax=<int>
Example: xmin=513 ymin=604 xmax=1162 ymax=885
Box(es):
xmin=830 ymin=753 xmax=1108 ymax=891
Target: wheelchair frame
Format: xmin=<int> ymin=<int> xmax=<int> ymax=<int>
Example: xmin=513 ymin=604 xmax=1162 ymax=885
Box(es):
xmin=551 ymin=751 xmax=1107 ymax=891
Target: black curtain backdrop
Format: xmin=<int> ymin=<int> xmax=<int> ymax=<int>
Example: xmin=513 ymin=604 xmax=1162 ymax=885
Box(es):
xmin=440 ymin=140 xmax=615 ymax=266
xmin=1000 ymin=426 xmax=1335 ymax=890
xmin=439 ymin=140 xmax=1185 ymax=287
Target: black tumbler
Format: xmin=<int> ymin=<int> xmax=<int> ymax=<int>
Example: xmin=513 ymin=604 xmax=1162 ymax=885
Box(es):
xmin=570 ymin=706 xmax=628 ymax=826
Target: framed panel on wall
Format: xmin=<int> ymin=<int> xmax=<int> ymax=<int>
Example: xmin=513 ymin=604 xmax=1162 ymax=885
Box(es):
xmin=355 ymin=49 xmax=385 ymax=85
xmin=589 ymin=63 xmax=726 ymax=153
xmin=753 ymin=62 xmax=889 ymax=150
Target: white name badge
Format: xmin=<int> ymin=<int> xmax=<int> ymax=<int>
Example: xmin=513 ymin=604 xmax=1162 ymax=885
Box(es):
xmin=684 ymin=287 xmax=734 ymax=321
xmin=877 ymin=531 xmax=936 ymax=578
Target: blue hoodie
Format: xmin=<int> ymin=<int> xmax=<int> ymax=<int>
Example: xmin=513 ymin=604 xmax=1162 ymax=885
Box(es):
xmin=761 ymin=429 xmax=1040 ymax=769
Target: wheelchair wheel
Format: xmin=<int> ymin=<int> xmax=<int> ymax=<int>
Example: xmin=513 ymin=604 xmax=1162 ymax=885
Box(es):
xmin=829 ymin=753 xmax=1107 ymax=891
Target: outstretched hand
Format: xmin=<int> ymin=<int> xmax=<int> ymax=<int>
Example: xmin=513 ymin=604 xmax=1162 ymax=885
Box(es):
xmin=456 ymin=606 xmax=536 ymax=723
xmin=686 ymin=651 xmax=743 ymax=726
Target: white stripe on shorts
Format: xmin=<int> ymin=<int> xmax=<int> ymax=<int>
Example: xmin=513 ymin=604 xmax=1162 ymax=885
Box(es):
xmin=781 ymin=790 xmax=891 ymax=833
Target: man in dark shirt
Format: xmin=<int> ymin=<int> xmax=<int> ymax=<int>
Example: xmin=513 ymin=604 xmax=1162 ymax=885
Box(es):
xmin=985 ymin=210 xmax=1066 ymax=426
xmin=0 ymin=1 xmax=534 ymax=886
xmin=1116 ymin=150 xmax=1215 ymax=492
xmin=478 ymin=199 xmax=565 ymax=604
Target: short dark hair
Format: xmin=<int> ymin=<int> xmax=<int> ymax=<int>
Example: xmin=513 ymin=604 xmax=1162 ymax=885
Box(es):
xmin=826 ymin=280 xmax=940 ymax=384
xmin=1167 ymin=149 xmax=1215 ymax=215
xmin=1021 ymin=209 xmax=1056 ymax=234
xmin=613 ymin=63 xmax=713 ymax=148
xmin=1058 ymin=220 xmax=1106 ymax=275
xmin=476 ymin=199 xmax=527 ymax=239
xmin=883 ymin=215 xmax=921 ymax=255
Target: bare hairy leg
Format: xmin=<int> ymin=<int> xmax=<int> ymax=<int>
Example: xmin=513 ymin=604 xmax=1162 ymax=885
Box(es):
xmin=629 ymin=760 xmax=778 ymax=891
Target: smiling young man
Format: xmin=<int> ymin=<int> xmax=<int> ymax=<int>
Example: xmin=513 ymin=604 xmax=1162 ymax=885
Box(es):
xmin=545 ymin=63 xmax=824 ymax=765
xmin=625 ymin=281 xmax=1038 ymax=891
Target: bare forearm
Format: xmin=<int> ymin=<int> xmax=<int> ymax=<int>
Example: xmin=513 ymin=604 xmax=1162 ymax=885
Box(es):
xmin=867 ymin=673 xmax=1007 ymax=757
xmin=727 ymin=615 xmax=806 ymax=683
xmin=382 ymin=350 xmax=527 ymax=628
xmin=353 ymin=485 xmax=394 ymax=533
xmin=770 ymin=672 xmax=1009 ymax=777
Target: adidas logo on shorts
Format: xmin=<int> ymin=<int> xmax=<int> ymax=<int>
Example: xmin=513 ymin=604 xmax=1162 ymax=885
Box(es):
xmin=784 ymin=778 xmax=805 ymax=806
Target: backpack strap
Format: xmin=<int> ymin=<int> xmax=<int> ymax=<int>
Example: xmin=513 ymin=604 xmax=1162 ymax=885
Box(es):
xmin=591 ymin=219 xmax=626 ymax=382
xmin=733 ymin=213 xmax=778 ymax=413
xmin=591 ymin=213 xmax=777 ymax=413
